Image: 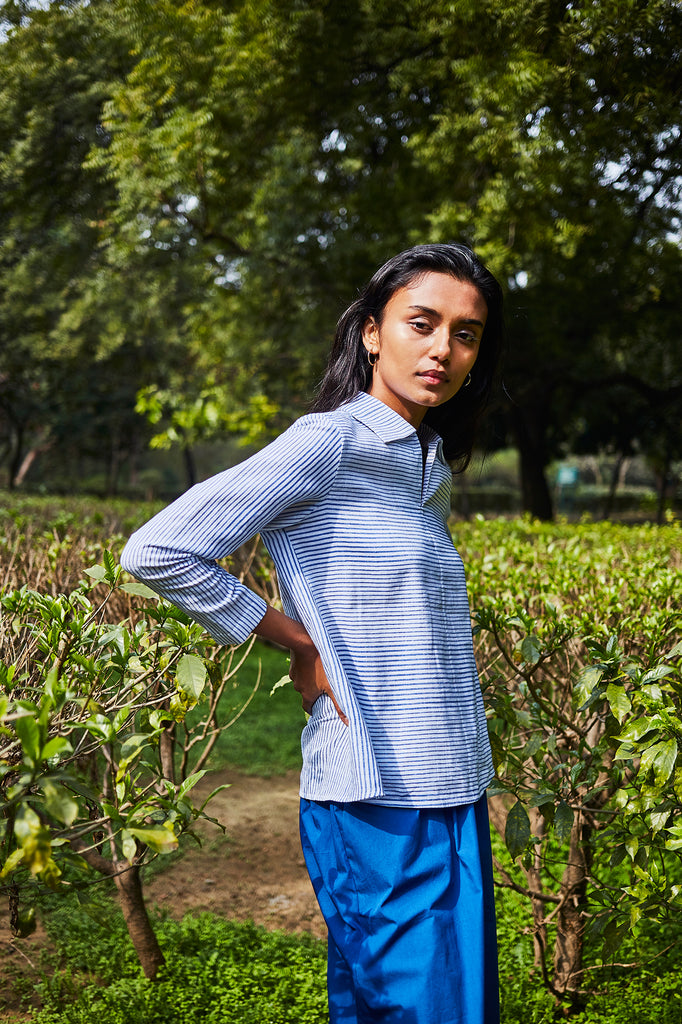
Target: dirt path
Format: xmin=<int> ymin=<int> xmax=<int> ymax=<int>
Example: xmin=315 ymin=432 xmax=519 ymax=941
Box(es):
xmin=146 ymin=768 xmax=324 ymax=937
xmin=1 ymin=770 xmax=324 ymax=1021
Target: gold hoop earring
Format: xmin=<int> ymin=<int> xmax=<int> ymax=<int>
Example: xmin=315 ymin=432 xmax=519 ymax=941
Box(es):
xmin=367 ymin=350 xmax=379 ymax=367
xmin=463 ymin=372 xmax=472 ymax=388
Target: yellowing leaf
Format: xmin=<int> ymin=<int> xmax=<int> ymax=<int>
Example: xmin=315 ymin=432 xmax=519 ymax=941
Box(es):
xmin=176 ymin=654 xmax=207 ymax=700
xmin=127 ymin=825 xmax=178 ymax=855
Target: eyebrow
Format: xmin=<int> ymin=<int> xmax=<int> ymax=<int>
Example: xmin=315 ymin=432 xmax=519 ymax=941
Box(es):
xmin=407 ymin=305 xmax=485 ymax=327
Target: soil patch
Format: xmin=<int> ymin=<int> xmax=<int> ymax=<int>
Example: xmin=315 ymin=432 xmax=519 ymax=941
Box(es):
xmin=146 ymin=768 xmax=324 ymax=937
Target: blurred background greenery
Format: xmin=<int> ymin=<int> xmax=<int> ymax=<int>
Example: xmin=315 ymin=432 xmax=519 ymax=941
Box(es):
xmin=1 ymin=0 xmax=680 ymax=521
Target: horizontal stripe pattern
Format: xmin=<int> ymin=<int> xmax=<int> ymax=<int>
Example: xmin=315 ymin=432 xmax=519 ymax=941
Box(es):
xmin=121 ymin=391 xmax=494 ymax=806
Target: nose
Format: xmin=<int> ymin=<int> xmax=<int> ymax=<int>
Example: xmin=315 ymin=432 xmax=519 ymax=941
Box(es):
xmin=429 ymin=327 xmax=451 ymax=363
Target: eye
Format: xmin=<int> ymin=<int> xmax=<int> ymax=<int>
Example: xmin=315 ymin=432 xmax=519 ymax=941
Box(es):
xmin=455 ymin=330 xmax=479 ymax=345
xmin=410 ymin=319 xmax=432 ymax=333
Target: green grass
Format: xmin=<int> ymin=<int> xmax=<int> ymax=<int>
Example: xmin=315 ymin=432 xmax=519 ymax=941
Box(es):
xmin=0 ymin=488 xmax=162 ymax=537
xmin=187 ymin=640 xmax=304 ymax=776
xmin=28 ymin=896 xmax=329 ymax=1024
xmin=8 ymin=887 xmax=682 ymax=1024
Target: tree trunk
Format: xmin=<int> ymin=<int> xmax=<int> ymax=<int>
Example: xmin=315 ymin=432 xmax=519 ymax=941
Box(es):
xmin=12 ymin=429 xmax=53 ymax=487
xmin=552 ymin=811 xmax=591 ymax=1006
xmin=509 ymin=404 xmax=554 ymax=520
xmin=525 ymin=809 xmax=549 ymax=971
xmin=159 ymin=723 xmax=176 ymax=785
xmin=7 ymin=424 xmax=24 ymax=490
xmin=655 ymin=446 xmax=671 ymax=525
xmin=106 ymin=428 xmax=122 ymax=496
xmin=113 ymin=863 xmax=165 ymax=980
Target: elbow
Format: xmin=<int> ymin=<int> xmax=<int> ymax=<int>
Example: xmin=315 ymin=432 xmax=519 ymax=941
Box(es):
xmin=119 ymin=534 xmax=190 ymax=583
xmin=119 ymin=533 xmax=150 ymax=579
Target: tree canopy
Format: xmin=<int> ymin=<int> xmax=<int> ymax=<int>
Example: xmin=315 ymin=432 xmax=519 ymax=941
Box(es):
xmin=1 ymin=0 xmax=680 ymax=515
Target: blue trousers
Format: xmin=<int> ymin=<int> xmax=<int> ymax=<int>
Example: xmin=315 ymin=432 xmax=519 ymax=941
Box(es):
xmin=300 ymin=797 xmax=499 ymax=1024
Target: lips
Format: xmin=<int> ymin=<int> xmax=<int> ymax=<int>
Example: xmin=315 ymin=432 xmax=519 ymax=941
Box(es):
xmin=418 ymin=371 xmax=449 ymax=384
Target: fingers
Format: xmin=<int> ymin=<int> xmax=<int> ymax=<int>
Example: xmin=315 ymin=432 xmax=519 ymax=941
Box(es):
xmin=301 ymin=684 xmax=349 ymax=726
xmin=289 ymin=650 xmax=349 ymax=726
xmin=324 ymin=685 xmax=349 ymax=726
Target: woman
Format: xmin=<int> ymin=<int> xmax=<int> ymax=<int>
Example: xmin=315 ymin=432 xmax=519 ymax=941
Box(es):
xmin=121 ymin=242 xmax=504 ymax=1023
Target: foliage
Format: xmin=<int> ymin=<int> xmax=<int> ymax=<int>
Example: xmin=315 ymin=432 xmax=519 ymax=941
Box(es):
xmin=3 ymin=498 xmax=682 ymax=1004
xmin=457 ymin=515 xmax=682 ymax=1002
xmin=1 ymin=0 xmax=681 ymax=512
xmin=0 ymin=555 xmax=266 ymax=975
xmin=0 ymin=0 xmax=155 ymax=491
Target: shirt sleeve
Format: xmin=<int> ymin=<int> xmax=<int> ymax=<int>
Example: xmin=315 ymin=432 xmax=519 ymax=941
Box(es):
xmin=120 ymin=415 xmax=344 ymax=645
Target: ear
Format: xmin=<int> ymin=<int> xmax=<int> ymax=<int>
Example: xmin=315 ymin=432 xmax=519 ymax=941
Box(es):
xmin=361 ymin=316 xmax=379 ymax=355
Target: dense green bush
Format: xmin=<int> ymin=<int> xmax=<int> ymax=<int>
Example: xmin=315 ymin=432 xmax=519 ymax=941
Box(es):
xmin=457 ymin=516 xmax=682 ymax=1001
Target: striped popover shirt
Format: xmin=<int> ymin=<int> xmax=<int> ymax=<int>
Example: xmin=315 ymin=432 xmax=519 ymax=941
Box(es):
xmin=121 ymin=391 xmax=494 ymax=807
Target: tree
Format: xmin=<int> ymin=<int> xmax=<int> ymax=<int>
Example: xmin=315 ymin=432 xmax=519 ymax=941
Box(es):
xmin=0 ymin=552 xmax=275 ymax=977
xmin=0 ymin=1 xmax=197 ymax=492
xmin=462 ymin=518 xmax=682 ymax=1005
xmin=93 ymin=0 xmax=682 ymax=514
xmin=1 ymin=0 xmax=680 ymax=511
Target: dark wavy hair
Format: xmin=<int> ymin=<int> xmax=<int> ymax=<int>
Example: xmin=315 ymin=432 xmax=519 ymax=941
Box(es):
xmin=310 ymin=243 xmax=504 ymax=470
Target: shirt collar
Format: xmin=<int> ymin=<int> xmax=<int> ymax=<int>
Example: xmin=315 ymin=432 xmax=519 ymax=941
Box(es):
xmin=347 ymin=391 xmax=441 ymax=450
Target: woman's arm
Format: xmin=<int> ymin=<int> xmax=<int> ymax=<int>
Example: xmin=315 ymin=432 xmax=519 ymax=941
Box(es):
xmin=121 ymin=417 xmax=344 ymax=647
xmin=254 ymin=606 xmax=348 ymax=725
xmin=121 ymin=418 xmax=348 ymax=723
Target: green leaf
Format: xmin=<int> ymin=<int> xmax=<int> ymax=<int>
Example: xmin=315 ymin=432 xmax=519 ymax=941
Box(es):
xmin=652 ymin=739 xmax=678 ymax=788
xmin=41 ymin=737 xmax=73 ymax=761
xmin=606 ymin=683 xmax=632 ymax=724
xmin=121 ymin=581 xmax=158 ymax=599
xmin=178 ymin=770 xmax=207 ymax=800
xmin=575 ymin=665 xmax=604 ymax=706
xmin=14 ymin=715 xmax=41 ymax=763
xmin=505 ymin=801 xmax=530 ymax=859
xmin=270 ymin=673 xmax=291 ymax=696
xmin=528 ymin=791 xmax=555 ymax=808
xmin=639 ymin=739 xmax=678 ymax=788
xmin=615 ymin=718 xmax=657 ymax=745
xmin=554 ymin=800 xmax=573 ymax=843
xmin=520 ymin=635 xmax=542 ymax=665
xmin=648 ymin=807 xmax=670 ymax=834
xmin=197 ymin=783 xmax=231 ymax=816
xmin=120 ymin=734 xmax=153 ymax=762
xmin=488 ymin=731 xmax=506 ymax=772
xmin=103 ymin=549 xmax=118 ymax=583
xmin=602 ymin=919 xmax=630 ymax=961
xmin=642 ymin=665 xmax=674 ymax=684
xmin=176 ymin=654 xmax=207 ymax=700
xmin=0 ymin=847 xmax=26 ymax=879
xmin=121 ymin=829 xmax=137 ymax=864
xmin=84 ymin=714 xmax=115 ymax=742
xmin=523 ymin=734 xmax=543 ymax=759
xmin=41 ymin=782 xmax=79 ymax=827
xmin=84 ymin=564 xmax=107 ymax=581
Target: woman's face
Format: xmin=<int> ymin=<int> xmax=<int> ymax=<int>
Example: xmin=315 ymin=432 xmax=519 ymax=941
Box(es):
xmin=362 ymin=271 xmax=488 ymax=427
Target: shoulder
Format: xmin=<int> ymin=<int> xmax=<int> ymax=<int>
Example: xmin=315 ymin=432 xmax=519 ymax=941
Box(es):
xmin=256 ymin=408 xmax=348 ymax=491
xmin=284 ymin=404 xmax=356 ymax=452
